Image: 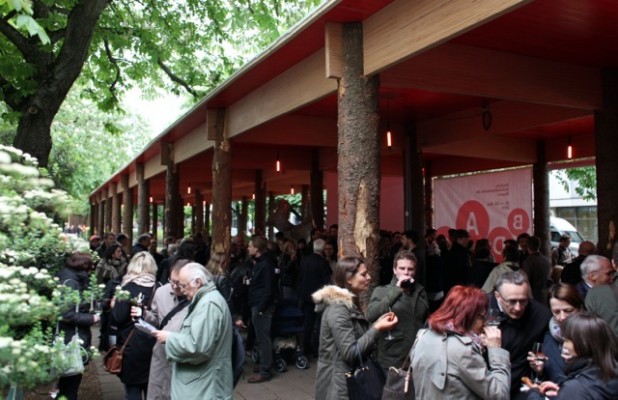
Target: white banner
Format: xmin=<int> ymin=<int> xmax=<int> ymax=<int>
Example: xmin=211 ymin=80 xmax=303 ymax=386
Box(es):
xmin=434 ymin=168 xmax=533 ymax=259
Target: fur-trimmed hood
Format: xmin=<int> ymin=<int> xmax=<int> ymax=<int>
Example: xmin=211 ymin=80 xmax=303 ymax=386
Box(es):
xmin=312 ymin=285 xmax=356 ymax=312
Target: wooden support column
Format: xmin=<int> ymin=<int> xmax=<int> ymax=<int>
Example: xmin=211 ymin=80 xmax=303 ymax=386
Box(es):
xmin=424 ymin=161 xmax=434 ymax=230
xmin=97 ymin=194 xmax=104 ymax=236
xmin=89 ymin=202 xmax=96 ymax=236
xmin=404 ymin=124 xmax=426 ymax=238
xmin=255 ymin=170 xmax=266 ymax=236
xmin=195 ymin=191 xmax=204 ymax=234
xmin=268 ymin=192 xmax=276 ymax=240
xmin=164 ymin=143 xmax=181 ymax=239
xmin=204 ymin=202 xmax=211 ymax=237
xmin=310 ymin=149 xmax=324 ymax=229
xmin=337 ymin=22 xmax=381 ymax=281
xmin=151 ymin=202 xmax=158 ymax=241
xmin=121 ymin=174 xmax=133 ymax=240
xmin=533 ymin=140 xmax=551 ymax=256
xmin=595 ymin=68 xmax=618 ymax=257
xmin=111 ymin=182 xmax=121 ymax=234
xmin=137 ymin=163 xmax=150 ymax=235
xmin=211 ymin=108 xmax=232 ymax=255
xmin=104 ymin=188 xmax=112 ymax=233
xmin=238 ymin=196 xmax=248 ymax=239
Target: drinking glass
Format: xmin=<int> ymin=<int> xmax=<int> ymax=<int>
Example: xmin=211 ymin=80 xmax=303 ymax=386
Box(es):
xmin=531 ymin=342 xmax=545 ymax=383
xmin=384 ymin=307 xmax=394 ymax=341
xmin=485 ymin=307 xmax=501 ymax=327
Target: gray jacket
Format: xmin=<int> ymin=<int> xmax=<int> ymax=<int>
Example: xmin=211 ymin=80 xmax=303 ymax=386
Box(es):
xmin=312 ymin=285 xmax=379 ymax=400
xmin=412 ymin=329 xmax=511 ymax=399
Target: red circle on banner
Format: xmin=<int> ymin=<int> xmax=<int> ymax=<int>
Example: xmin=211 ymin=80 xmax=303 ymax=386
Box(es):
xmin=507 ymin=208 xmax=530 ymax=236
xmin=488 ymin=227 xmax=514 ymax=261
xmin=436 ymin=226 xmax=451 ymax=239
xmin=455 ymin=200 xmax=490 ymax=240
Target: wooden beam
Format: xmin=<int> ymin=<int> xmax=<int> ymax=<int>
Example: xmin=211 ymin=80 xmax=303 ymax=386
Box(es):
xmin=226 ymin=51 xmax=337 ymax=137
xmin=381 ymin=43 xmax=602 ymax=109
xmin=363 ymin=0 xmax=531 ymax=75
xmin=424 ymin=135 xmax=537 ymax=163
xmin=418 ymin=101 xmax=591 ymax=146
xmin=325 ymin=23 xmax=343 ymax=79
xmin=234 ymin=115 xmax=338 ymax=147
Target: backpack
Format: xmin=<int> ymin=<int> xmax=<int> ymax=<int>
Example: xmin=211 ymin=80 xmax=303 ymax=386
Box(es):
xmin=231 ymin=325 xmax=245 ymax=387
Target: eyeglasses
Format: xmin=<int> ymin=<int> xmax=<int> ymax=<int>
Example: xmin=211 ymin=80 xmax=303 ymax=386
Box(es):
xmin=175 ymin=278 xmax=195 ymax=289
xmin=497 ymin=292 xmax=529 ymax=307
xmin=168 ymin=279 xmax=180 ymax=287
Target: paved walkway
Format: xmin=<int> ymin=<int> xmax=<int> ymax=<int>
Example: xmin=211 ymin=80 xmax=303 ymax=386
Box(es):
xmin=95 ymin=356 xmax=317 ymax=400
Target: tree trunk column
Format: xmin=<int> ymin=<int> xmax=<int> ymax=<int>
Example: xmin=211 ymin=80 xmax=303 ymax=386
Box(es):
xmin=238 ymin=196 xmax=248 ymax=238
xmin=137 ymin=163 xmax=150 ymax=235
xmin=424 ymin=160 xmax=434 ymax=230
xmin=164 ymin=144 xmax=181 ymax=239
xmin=152 ymin=202 xmax=158 ymax=241
xmin=195 ymin=191 xmax=204 ymax=234
xmin=121 ymin=174 xmax=133 ymax=240
xmin=97 ymin=194 xmax=104 ymax=236
xmin=337 ymin=22 xmax=381 ymax=278
xmin=111 ymin=182 xmax=121 ymax=234
xmin=89 ymin=202 xmax=96 ymax=236
xmin=533 ymin=140 xmax=551 ymax=256
xmin=310 ymin=149 xmax=324 ymax=229
xmin=595 ymin=68 xmax=618 ymax=257
xmin=204 ymin=202 xmax=211 ymax=237
xmin=104 ymin=187 xmax=112 ymax=234
xmin=255 ymin=170 xmax=266 ymax=236
xmin=212 ymin=109 xmax=232 ymax=255
xmin=403 ymin=123 xmax=425 ymax=236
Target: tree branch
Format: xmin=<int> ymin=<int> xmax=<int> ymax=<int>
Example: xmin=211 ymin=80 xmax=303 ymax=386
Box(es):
xmin=157 ymin=58 xmax=199 ymax=98
xmin=103 ymin=38 xmax=121 ymax=99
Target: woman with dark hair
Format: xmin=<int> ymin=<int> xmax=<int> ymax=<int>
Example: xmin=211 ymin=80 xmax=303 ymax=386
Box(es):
xmin=527 ymin=283 xmax=584 ymax=382
xmin=279 ymin=239 xmax=299 ymax=300
xmin=527 ymin=313 xmax=618 ymax=399
xmin=56 ymin=252 xmax=100 ymax=400
xmin=206 ymin=252 xmax=232 ymax=312
xmin=312 ymin=257 xmax=398 ymax=399
xmin=412 ymin=285 xmax=510 ymax=399
xmin=95 ymin=242 xmax=128 ymax=284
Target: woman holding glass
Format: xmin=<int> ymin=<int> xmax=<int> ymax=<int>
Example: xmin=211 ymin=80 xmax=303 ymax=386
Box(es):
xmin=527 ymin=312 xmax=618 ymax=399
xmin=527 ymin=283 xmax=584 ymax=382
xmin=412 ymin=285 xmax=511 ymax=399
xmin=313 ymin=257 xmax=398 ymax=400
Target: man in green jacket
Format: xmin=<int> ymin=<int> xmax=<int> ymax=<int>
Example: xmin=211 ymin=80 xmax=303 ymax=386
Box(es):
xmin=153 ymin=262 xmax=233 ymax=400
xmin=367 ymin=251 xmax=429 ymax=369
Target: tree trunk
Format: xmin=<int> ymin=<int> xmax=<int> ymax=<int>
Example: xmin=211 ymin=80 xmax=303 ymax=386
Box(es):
xmin=595 ymin=68 xmax=618 ymax=257
xmin=337 ymin=22 xmax=381 ymax=281
xmin=533 ymin=140 xmax=551 ymax=256
xmin=165 ymin=144 xmax=181 ymax=239
xmin=11 ymin=0 xmax=110 ymax=167
xmin=212 ymin=109 xmax=232 ymax=256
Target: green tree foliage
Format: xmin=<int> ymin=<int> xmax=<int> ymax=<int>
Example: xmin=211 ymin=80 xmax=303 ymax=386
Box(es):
xmin=1 ymin=0 xmax=323 ymax=167
xmin=555 ymin=167 xmax=597 ymax=201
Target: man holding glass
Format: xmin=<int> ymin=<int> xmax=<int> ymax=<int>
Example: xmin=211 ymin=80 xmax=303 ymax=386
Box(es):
xmin=488 ymin=270 xmax=551 ymax=399
xmin=367 ymin=250 xmax=429 ymax=370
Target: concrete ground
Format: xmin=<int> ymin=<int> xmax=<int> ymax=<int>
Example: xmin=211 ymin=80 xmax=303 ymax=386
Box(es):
xmin=96 ymin=356 xmax=317 ymax=400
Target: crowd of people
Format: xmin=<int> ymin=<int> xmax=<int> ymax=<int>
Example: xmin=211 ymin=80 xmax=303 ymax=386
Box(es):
xmin=53 ymin=225 xmax=618 ymax=400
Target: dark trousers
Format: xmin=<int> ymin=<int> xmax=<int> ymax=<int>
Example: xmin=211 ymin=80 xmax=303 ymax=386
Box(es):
xmin=252 ymin=306 xmax=273 ymax=378
xmin=124 ymin=383 xmax=147 ymax=400
xmin=302 ymin=302 xmax=319 ymax=358
xmin=57 ymin=373 xmax=82 ymax=400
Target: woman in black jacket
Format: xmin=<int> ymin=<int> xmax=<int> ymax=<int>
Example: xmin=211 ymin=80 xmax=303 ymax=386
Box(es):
xmin=111 ymin=251 xmax=158 ymax=400
xmin=56 ymin=252 xmax=100 ymax=400
xmin=527 ymin=312 xmax=618 ymax=399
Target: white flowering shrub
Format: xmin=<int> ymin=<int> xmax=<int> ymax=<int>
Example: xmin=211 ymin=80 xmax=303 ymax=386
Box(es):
xmin=0 ymin=146 xmax=92 ymax=392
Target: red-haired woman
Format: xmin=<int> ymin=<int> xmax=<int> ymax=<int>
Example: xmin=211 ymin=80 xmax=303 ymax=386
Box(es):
xmin=411 ymin=285 xmax=511 ymax=399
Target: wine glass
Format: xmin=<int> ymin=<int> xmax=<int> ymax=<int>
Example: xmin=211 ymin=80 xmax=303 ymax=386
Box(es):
xmin=384 ymin=307 xmax=395 ymax=341
xmin=93 ymin=300 xmax=103 ymax=317
xmin=531 ymin=342 xmax=545 ymax=383
xmin=485 ymin=307 xmax=501 ymax=327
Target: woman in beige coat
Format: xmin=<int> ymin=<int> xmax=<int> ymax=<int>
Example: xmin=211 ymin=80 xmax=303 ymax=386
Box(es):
xmin=312 ymin=257 xmax=398 ymax=400
xmin=411 ymin=285 xmax=511 ymax=399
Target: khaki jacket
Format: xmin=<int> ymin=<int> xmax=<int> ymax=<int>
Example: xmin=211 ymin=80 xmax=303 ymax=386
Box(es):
xmin=312 ymin=285 xmax=379 ymax=400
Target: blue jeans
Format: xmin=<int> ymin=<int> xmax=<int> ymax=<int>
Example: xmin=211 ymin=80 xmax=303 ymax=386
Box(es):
xmin=252 ymin=306 xmax=274 ymax=378
xmin=124 ymin=383 xmax=147 ymax=400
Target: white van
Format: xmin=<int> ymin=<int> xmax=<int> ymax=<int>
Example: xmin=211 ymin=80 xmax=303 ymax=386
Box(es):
xmin=550 ymin=217 xmax=585 ymax=257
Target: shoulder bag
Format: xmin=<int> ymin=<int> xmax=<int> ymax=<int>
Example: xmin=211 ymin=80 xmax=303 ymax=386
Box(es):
xmin=345 ymin=342 xmax=386 ymax=400
xmin=382 ymin=328 xmax=427 ymax=400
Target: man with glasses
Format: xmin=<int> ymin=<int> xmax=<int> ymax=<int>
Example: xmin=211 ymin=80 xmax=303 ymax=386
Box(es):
xmin=152 ymin=262 xmax=233 ymax=399
xmin=489 ymin=270 xmax=551 ymax=399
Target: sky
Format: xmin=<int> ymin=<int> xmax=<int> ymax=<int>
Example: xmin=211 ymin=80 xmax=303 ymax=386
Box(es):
xmin=124 ymin=88 xmax=188 ymax=137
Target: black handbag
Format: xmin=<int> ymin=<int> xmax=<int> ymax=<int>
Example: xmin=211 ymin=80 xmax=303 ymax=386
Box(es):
xmin=345 ymin=343 xmax=386 ymax=400
xmin=381 ymin=329 xmax=427 ymax=400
